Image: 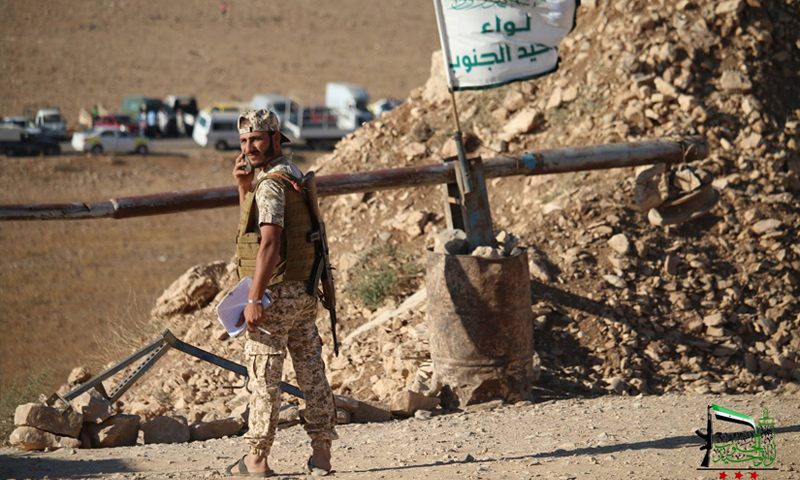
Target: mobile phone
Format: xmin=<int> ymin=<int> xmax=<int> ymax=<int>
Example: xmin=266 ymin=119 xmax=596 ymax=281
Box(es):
xmin=242 ymin=154 xmax=253 ymax=174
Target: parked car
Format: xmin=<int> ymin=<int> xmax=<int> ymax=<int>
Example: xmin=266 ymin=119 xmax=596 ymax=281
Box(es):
xmin=203 ymin=102 xmax=240 ymax=113
xmin=93 ymin=114 xmax=140 ymax=134
xmin=368 ymin=98 xmax=402 ymax=118
xmin=0 ymin=125 xmax=60 ymax=156
xmin=192 ymin=111 xmax=239 ymax=150
xmin=71 ymin=127 xmax=150 ymax=154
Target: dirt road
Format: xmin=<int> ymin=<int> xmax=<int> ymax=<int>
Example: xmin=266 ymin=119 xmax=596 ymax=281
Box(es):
xmin=1 ymin=393 xmax=798 ymax=480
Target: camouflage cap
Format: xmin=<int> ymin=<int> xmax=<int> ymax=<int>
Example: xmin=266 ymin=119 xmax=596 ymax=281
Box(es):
xmin=237 ymin=109 xmax=290 ymax=143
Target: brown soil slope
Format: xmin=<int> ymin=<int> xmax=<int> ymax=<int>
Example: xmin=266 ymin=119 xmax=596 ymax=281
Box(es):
xmin=1 ymin=1 xmax=440 ymax=126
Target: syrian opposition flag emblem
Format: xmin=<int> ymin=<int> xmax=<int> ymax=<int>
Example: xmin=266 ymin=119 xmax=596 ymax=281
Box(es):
xmin=711 ymin=404 xmax=756 ymax=430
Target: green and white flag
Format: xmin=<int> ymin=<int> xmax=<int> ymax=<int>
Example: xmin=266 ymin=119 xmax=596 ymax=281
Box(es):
xmin=433 ymin=0 xmax=579 ymax=90
xmin=712 ymin=404 xmax=757 ymax=430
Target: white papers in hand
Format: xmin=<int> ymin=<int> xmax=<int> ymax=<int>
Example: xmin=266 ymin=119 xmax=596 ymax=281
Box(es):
xmin=216 ymin=277 xmax=273 ymax=338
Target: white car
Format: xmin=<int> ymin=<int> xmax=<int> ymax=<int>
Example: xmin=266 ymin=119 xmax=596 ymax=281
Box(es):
xmin=71 ymin=127 xmax=150 ymax=154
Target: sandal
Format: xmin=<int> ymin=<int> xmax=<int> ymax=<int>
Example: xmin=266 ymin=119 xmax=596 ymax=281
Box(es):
xmin=225 ymin=455 xmax=275 ymax=477
xmin=305 ymin=456 xmax=333 ymax=476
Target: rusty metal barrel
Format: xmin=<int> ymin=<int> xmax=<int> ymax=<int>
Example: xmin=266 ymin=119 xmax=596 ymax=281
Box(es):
xmin=425 ymin=249 xmax=534 ymax=407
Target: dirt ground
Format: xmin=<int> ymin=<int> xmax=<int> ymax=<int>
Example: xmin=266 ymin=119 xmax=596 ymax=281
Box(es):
xmin=1 ymin=393 xmax=798 ymax=480
xmin=2 ymin=1 xmax=800 ymax=479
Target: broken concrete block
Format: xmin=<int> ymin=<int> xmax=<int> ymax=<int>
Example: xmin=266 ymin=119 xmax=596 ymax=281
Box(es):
xmin=9 ymin=426 xmax=82 ymax=451
xmin=14 ymin=403 xmax=82 ymax=438
xmin=83 ymin=414 xmax=140 ymax=448
xmin=140 ymin=415 xmax=190 ymax=444
xmin=189 ymin=417 xmax=243 ymax=441
xmin=390 ymin=390 xmax=441 ymax=417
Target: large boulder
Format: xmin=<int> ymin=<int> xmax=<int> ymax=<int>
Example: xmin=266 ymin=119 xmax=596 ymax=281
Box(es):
xmin=14 ymin=403 xmax=82 ymax=438
xmin=10 ymin=426 xmax=81 ymax=451
xmin=151 ymin=262 xmax=227 ymax=317
xmin=83 ymin=414 xmax=140 ymax=448
xmin=140 ymin=415 xmax=190 ymax=444
xmin=189 ymin=417 xmax=243 ymax=441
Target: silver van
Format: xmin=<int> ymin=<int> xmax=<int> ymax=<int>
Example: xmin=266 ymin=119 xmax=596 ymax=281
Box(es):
xmin=192 ymin=111 xmax=240 ymax=150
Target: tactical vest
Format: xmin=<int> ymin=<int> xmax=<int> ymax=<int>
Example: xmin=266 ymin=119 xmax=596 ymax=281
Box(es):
xmin=235 ymin=172 xmax=317 ymax=286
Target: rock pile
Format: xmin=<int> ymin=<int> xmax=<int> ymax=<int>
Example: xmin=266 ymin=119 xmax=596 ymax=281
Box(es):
xmin=12 ymin=0 xmax=799 ymax=450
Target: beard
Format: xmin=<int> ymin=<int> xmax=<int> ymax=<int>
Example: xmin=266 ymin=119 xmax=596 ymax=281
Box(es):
xmin=249 ymin=134 xmax=278 ymax=169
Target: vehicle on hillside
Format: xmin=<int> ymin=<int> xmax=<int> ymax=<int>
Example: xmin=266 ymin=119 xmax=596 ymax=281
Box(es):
xmin=71 ymin=127 xmax=150 ymax=155
xmin=203 ymin=102 xmax=240 ymax=113
xmin=33 ymin=108 xmax=68 ymax=140
xmin=164 ymin=95 xmax=199 ymax=136
xmin=250 ymin=94 xmax=293 ymax=123
xmin=368 ymin=98 xmax=402 ymax=118
xmin=325 ymin=83 xmax=374 ymax=129
xmin=192 ymin=111 xmax=239 ymax=150
xmin=268 ymin=83 xmax=374 ymax=149
xmin=2 ymin=116 xmax=42 ymax=135
xmin=120 ymin=96 xmax=163 ymax=119
xmin=94 ymin=114 xmax=140 ymax=134
xmin=0 ymin=125 xmax=61 ymax=156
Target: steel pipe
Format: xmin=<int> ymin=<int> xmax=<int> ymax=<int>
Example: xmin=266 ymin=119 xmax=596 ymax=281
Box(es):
xmin=0 ymin=136 xmax=707 ymax=221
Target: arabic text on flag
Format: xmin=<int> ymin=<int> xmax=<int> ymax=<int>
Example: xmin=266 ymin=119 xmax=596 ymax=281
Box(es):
xmin=434 ymin=0 xmax=578 ymax=90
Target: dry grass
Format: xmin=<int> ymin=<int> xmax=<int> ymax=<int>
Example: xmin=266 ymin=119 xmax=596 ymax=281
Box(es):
xmin=0 ymin=154 xmax=236 ymax=394
xmin=0 ymin=368 xmax=53 ymax=446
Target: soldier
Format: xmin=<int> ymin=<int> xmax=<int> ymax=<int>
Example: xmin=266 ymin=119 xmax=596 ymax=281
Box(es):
xmin=226 ymin=109 xmax=337 ymax=477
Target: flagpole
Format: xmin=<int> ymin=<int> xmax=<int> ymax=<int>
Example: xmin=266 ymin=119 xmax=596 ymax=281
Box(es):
xmin=435 ymin=0 xmax=495 ymax=249
xmin=448 ymin=89 xmax=473 ymax=195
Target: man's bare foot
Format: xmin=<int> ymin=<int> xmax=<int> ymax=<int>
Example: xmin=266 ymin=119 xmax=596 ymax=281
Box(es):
xmin=228 ymin=454 xmax=271 ymax=475
xmin=310 ymin=447 xmax=332 ymax=472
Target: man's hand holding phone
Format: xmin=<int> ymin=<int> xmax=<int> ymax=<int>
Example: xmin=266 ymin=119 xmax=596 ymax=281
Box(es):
xmin=233 ymin=152 xmax=255 ymax=191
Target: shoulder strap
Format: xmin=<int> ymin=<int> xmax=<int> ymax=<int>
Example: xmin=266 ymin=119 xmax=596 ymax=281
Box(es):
xmin=238 ymin=174 xmax=274 ymax=237
xmin=266 ymin=172 xmax=305 ymax=195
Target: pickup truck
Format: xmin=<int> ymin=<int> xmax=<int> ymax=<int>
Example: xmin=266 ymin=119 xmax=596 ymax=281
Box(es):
xmin=251 ymin=83 xmax=374 ymax=149
xmin=0 ymin=125 xmax=61 ymax=156
xmin=33 ymin=108 xmax=68 ymax=140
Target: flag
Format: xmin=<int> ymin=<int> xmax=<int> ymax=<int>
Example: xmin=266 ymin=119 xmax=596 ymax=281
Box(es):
xmin=712 ymin=404 xmax=757 ymax=430
xmin=433 ymin=0 xmax=579 ymax=90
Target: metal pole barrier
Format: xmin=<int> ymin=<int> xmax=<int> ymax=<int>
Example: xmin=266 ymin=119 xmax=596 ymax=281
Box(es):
xmin=0 ymin=137 xmax=708 ymax=221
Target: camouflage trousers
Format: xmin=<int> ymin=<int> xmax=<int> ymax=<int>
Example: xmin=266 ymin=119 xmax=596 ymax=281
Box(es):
xmin=244 ymin=280 xmax=338 ymax=458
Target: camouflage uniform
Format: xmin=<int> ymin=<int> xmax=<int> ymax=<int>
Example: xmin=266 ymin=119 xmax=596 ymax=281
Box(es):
xmin=243 ymin=155 xmax=338 ymax=458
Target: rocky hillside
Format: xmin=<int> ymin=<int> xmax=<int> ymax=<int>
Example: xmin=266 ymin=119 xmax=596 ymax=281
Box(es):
xmin=41 ymin=0 xmax=799 ymax=440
